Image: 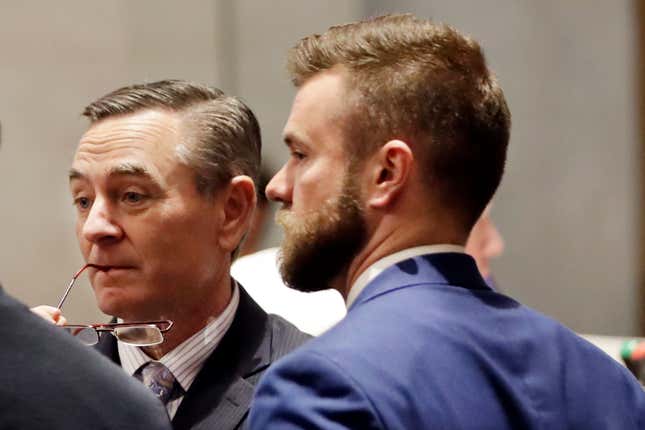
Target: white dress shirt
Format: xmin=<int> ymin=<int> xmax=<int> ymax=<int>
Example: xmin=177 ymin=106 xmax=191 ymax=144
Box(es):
xmin=346 ymin=244 xmax=465 ymax=308
xmin=118 ymin=284 xmax=240 ymax=419
xmin=232 ymin=247 xmax=346 ymax=336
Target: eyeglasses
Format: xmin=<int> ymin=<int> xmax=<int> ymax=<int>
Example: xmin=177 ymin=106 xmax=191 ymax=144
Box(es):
xmin=62 ymin=320 xmax=174 ymax=346
xmin=57 ymin=264 xmax=174 ymax=346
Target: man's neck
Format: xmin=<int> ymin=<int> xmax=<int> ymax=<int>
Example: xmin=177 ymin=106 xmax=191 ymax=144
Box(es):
xmin=339 ymin=220 xmax=467 ymax=299
xmin=138 ymin=278 xmax=234 ymax=360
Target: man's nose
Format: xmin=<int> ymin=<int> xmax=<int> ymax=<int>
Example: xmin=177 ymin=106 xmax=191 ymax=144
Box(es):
xmin=265 ymin=165 xmax=291 ymax=204
xmin=81 ymin=199 xmax=123 ymax=244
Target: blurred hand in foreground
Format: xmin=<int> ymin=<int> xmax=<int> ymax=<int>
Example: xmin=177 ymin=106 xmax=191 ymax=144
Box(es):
xmin=31 ymin=305 xmax=67 ymax=326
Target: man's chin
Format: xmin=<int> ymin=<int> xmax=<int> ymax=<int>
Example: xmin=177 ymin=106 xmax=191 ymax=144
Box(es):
xmin=95 ymin=298 xmax=131 ymax=319
xmin=279 ymin=252 xmax=348 ymax=293
xmin=94 ymin=288 xmax=145 ymax=319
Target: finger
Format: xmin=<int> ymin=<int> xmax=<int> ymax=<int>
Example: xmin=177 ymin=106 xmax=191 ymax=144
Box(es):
xmin=31 ymin=305 xmax=61 ymax=324
xmin=56 ymin=315 xmax=67 ymax=326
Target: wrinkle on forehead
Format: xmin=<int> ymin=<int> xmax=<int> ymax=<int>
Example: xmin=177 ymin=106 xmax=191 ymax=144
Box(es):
xmin=76 ymin=110 xmax=182 ymax=156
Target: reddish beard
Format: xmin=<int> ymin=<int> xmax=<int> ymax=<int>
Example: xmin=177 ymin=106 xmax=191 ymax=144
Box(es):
xmin=276 ymin=182 xmax=367 ymax=293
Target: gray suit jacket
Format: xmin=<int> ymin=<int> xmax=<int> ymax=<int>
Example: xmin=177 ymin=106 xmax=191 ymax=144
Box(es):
xmin=0 ymin=286 xmax=171 ymax=430
xmin=95 ymin=285 xmax=310 ymax=430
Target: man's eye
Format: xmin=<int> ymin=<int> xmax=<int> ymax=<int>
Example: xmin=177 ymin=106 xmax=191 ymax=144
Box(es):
xmin=123 ymin=191 xmax=146 ymax=204
xmin=291 ymin=151 xmax=306 ymax=160
xmin=74 ymin=197 xmax=92 ymax=210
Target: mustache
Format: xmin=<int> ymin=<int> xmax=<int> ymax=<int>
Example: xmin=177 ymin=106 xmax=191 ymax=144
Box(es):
xmin=275 ymin=208 xmax=289 ymax=226
xmin=275 ymin=207 xmax=332 ymax=241
xmin=275 ymin=209 xmax=296 ymax=228
xmin=276 ymin=199 xmax=352 ymax=227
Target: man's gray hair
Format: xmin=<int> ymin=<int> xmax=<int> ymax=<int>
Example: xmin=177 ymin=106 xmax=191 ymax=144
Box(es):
xmin=82 ymin=79 xmax=262 ymax=194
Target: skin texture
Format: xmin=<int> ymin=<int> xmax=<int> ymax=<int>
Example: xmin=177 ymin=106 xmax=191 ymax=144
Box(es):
xmin=61 ymin=109 xmax=255 ymax=358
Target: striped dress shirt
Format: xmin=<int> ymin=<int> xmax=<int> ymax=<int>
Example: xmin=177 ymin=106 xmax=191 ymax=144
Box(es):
xmin=118 ymin=284 xmax=240 ymax=418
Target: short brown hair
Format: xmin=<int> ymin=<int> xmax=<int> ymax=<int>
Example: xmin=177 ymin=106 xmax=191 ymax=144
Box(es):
xmin=83 ymin=79 xmax=262 ymax=194
xmin=288 ymin=14 xmax=510 ymax=227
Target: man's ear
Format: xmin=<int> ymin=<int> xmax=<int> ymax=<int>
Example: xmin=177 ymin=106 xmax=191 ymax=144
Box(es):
xmin=365 ymin=140 xmax=414 ymax=209
xmin=217 ymin=175 xmax=257 ymax=252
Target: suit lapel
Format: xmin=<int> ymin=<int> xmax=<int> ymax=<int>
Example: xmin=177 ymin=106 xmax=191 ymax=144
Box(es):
xmin=171 ymin=287 xmax=271 ymax=430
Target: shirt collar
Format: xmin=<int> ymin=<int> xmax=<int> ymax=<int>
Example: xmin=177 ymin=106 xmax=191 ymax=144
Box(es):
xmin=119 ymin=282 xmax=240 ymax=393
xmin=346 ymin=244 xmax=465 ymax=308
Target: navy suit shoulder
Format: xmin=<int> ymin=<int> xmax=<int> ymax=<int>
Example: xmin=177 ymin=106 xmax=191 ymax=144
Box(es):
xmin=250 ymin=253 xmax=645 ymax=429
xmin=96 ymin=285 xmax=309 ymax=430
xmin=0 ymin=286 xmax=171 ymax=430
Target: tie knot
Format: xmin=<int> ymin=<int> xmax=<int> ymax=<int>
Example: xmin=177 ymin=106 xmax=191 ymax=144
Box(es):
xmin=134 ymin=361 xmax=182 ymax=405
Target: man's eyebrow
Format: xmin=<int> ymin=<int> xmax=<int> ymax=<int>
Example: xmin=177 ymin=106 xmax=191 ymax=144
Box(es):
xmin=283 ymin=135 xmax=294 ymax=148
xmin=68 ymin=168 xmax=84 ymax=181
xmin=68 ymin=163 xmax=159 ymax=184
xmin=283 ymin=131 xmax=305 ymax=148
xmin=107 ymin=163 xmax=153 ymax=179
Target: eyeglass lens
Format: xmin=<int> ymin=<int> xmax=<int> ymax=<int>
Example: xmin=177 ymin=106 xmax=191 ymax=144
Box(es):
xmin=62 ymin=326 xmax=100 ymax=345
xmin=62 ymin=324 xmax=165 ymax=347
xmin=113 ymin=325 xmax=164 ymax=346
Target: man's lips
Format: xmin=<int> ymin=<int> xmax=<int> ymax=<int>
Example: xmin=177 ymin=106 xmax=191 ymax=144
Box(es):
xmin=89 ymin=264 xmax=136 ymax=272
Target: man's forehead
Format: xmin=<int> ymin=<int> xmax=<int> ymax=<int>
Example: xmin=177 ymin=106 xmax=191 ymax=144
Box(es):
xmin=285 ymin=71 xmax=349 ymax=140
xmin=71 ymin=111 xmax=183 ymax=186
xmin=79 ymin=109 xmax=182 ymax=147
xmin=74 ymin=110 xmax=182 ymax=162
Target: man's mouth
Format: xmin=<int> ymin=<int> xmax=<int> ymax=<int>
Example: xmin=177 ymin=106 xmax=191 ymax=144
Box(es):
xmin=89 ymin=264 xmax=134 ymax=273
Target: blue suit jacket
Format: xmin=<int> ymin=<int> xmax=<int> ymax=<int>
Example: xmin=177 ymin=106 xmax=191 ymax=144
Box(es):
xmin=249 ymin=253 xmax=645 ymax=429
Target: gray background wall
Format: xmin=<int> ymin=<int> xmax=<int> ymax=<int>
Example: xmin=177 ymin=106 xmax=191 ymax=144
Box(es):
xmin=0 ymin=1 xmax=640 ymax=335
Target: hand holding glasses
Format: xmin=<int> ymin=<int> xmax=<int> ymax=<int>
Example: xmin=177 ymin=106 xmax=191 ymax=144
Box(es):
xmin=56 ymin=264 xmax=173 ymax=347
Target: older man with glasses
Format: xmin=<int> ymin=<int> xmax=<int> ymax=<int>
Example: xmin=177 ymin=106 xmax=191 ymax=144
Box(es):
xmin=33 ymin=80 xmax=308 ymax=430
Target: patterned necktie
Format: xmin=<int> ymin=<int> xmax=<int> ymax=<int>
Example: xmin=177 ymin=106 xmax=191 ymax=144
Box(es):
xmin=134 ymin=361 xmax=182 ymax=405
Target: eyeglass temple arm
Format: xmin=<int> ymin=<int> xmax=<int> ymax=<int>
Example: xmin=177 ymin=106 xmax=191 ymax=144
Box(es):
xmin=56 ymin=264 xmax=93 ymax=310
